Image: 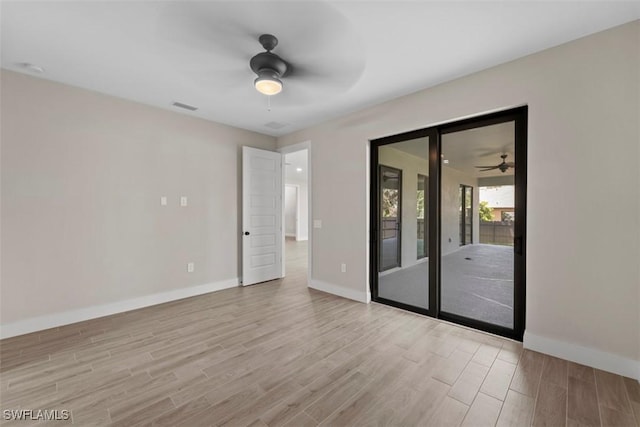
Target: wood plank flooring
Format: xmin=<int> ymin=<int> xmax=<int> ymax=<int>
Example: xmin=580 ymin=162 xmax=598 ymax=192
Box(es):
xmin=1 ymin=240 xmax=638 ymax=426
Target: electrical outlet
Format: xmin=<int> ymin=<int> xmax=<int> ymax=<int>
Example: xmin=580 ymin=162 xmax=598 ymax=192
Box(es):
xmin=180 ymin=196 xmax=188 ymax=207
xmin=313 ymin=220 xmax=322 ymax=229
xmin=341 ymin=263 xmax=347 ymax=273
xmin=187 ymin=262 xmax=194 ymax=273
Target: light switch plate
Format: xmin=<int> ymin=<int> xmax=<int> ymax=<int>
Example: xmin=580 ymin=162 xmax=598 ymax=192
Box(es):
xmin=180 ymin=196 xmax=188 ymax=207
xmin=160 ymin=196 xmax=167 ymax=206
xmin=313 ymin=220 xmax=322 ymax=229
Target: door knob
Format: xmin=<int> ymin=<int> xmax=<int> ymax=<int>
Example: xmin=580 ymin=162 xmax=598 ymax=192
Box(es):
xmin=244 ymin=231 xmax=250 ymax=236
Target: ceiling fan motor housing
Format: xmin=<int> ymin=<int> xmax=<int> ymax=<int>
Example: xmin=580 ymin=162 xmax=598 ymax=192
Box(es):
xmin=250 ymin=51 xmax=288 ymax=78
xmin=250 ymin=34 xmax=289 ymax=80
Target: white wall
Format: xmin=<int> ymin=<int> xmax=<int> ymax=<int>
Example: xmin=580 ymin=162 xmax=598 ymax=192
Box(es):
xmin=441 ymin=166 xmax=479 ymax=255
xmin=284 ymin=185 xmax=297 ymax=237
xmin=0 ymin=70 xmax=276 ymax=335
xmin=278 ymin=21 xmax=640 ymax=378
xmin=284 ymin=177 xmax=309 ymax=241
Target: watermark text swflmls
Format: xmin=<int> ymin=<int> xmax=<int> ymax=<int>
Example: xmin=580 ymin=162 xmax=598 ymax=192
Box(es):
xmin=3 ymin=409 xmax=70 ymax=421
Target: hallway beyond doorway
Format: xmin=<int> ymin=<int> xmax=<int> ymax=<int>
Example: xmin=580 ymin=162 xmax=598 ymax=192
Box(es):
xmin=285 ymin=237 xmax=308 ymax=282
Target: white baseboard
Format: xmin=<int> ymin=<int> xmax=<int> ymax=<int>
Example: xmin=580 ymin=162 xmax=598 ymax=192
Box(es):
xmin=379 ymin=267 xmax=401 ymax=277
xmin=0 ymin=278 xmax=239 ymax=339
xmin=524 ymin=331 xmax=640 ymax=380
xmin=309 ymin=279 xmax=370 ymax=304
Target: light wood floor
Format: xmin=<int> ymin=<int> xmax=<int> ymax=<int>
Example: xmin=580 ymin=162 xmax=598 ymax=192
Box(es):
xmin=1 ymin=240 xmax=639 ymax=426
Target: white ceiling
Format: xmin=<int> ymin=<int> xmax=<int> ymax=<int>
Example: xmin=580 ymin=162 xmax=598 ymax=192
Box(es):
xmin=391 ymin=137 xmax=430 ymax=161
xmin=442 ymin=121 xmax=515 ymax=178
xmin=2 ymin=1 xmax=638 ymax=137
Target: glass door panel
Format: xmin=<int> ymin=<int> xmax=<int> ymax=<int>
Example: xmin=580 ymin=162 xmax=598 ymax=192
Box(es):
xmin=441 ymin=121 xmax=516 ymax=329
xmin=376 ymin=136 xmax=429 ymax=310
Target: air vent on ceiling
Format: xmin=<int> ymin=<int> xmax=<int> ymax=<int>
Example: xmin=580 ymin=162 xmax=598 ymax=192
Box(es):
xmin=172 ymin=101 xmax=198 ymax=111
xmin=264 ymin=121 xmax=287 ymax=130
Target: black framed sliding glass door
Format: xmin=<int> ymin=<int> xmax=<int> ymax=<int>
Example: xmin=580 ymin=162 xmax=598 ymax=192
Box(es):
xmin=370 ymin=106 xmax=527 ymax=340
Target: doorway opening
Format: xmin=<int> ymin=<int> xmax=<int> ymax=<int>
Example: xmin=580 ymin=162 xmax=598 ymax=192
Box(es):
xmin=241 ymin=142 xmax=311 ymax=288
xmin=281 ymin=146 xmax=310 ymax=283
xmin=370 ymin=107 xmax=527 ymax=340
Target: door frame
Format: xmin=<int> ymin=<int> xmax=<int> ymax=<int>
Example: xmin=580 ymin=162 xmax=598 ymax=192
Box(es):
xmin=369 ymin=106 xmax=527 ymax=340
xmin=278 ymin=141 xmax=312 ymax=285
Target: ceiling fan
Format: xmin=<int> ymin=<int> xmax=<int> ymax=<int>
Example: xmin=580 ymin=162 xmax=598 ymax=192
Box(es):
xmin=158 ymin=2 xmax=366 ymax=105
xmin=475 ymin=154 xmax=515 ymax=173
xmin=250 ymin=34 xmax=289 ymax=96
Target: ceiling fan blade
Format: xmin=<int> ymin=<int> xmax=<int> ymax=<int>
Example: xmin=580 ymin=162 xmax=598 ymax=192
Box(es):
xmin=157 ymin=3 xmax=256 ymax=59
xmin=505 ymin=162 xmax=516 ymax=167
xmin=274 ymin=73 xmax=354 ymax=106
xmin=157 ymin=1 xmax=366 ymax=103
xmin=475 ymin=165 xmax=500 ymax=169
xmin=266 ymin=2 xmax=365 ymax=89
xmin=285 ymin=50 xmax=365 ymax=92
xmin=271 ymin=79 xmax=319 ymax=105
xmin=477 ymin=166 xmax=501 ymax=171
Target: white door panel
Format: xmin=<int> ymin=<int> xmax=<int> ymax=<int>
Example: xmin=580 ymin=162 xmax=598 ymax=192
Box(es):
xmin=242 ymin=146 xmax=282 ymax=286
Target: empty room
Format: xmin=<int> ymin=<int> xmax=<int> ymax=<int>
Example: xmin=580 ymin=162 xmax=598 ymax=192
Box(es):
xmin=1 ymin=1 xmax=639 ymax=426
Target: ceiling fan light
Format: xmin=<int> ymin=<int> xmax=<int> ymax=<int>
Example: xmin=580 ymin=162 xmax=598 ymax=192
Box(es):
xmin=254 ymin=70 xmax=282 ymax=96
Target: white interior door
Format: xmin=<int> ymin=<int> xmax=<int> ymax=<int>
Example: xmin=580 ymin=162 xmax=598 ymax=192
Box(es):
xmin=242 ymin=146 xmax=283 ymax=286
